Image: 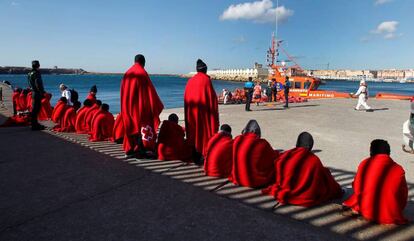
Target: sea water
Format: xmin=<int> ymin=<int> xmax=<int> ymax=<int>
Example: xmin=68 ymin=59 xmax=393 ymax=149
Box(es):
xmin=1 ymin=74 xmax=413 ymax=113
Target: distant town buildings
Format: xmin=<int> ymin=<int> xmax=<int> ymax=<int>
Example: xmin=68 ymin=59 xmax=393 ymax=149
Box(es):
xmin=309 ymin=69 xmax=414 ymax=81
xmin=187 ymin=63 xmax=269 ymax=81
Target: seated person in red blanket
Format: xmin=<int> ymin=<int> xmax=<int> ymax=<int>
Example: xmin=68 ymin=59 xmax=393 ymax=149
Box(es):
xmin=204 ymin=124 xmax=233 ymax=178
xmin=75 ymin=99 xmax=93 ymax=134
xmin=343 ymin=139 xmax=408 ymax=225
xmin=86 ymin=85 xmax=97 ymax=104
xmin=112 ymin=113 xmax=124 ymax=144
xmin=157 ymin=114 xmax=191 ymax=161
xmin=89 ymin=103 xmax=115 ymax=142
xmin=51 ymin=97 xmax=68 ymax=124
xmin=262 ymin=132 xmax=343 ymax=207
xmin=84 ymin=100 xmax=102 ymax=132
xmin=54 ymin=101 xmax=81 ymax=132
xmin=38 ymin=93 xmax=53 ymax=121
xmin=229 ymin=120 xmax=279 ymax=188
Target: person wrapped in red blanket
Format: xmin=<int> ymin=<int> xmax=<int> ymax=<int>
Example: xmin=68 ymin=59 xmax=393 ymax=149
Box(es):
xmin=54 ymin=101 xmax=81 ymax=132
xmin=86 ymin=85 xmax=97 ymax=104
xmin=51 ymin=97 xmax=68 ymax=124
xmin=263 ymin=132 xmax=343 ymax=207
xmin=157 ymin=114 xmax=191 ymax=162
xmin=12 ymin=88 xmax=22 ymax=115
xmin=230 ymin=120 xmax=279 ymax=188
xmin=120 ymin=54 xmax=164 ymax=159
xmin=84 ymin=100 xmax=102 ymax=133
xmin=112 ymin=113 xmax=124 ymax=144
xmin=204 ymin=124 xmax=233 ymax=178
xmin=38 ymin=93 xmax=53 ymax=121
xmin=184 ymin=59 xmax=219 ymax=164
xmin=89 ymin=103 xmax=115 ymax=142
xmin=75 ymin=99 xmax=94 ymax=134
xmin=343 ymin=139 xmax=408 ymax=224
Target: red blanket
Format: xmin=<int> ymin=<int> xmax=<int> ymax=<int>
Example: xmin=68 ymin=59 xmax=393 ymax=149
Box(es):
xmin=26 ymin=92 xmax=32 ymax=111
xmin=84 ymin=104 xmax=100 ymax=132
xmin=53 ymin=107 xmax=76 ymax=132
xmin=262 ymin=147 xmax=342 ymax=207
xmin=343 ymin=154 xmax=408 ymax=224
xmin=51 ymin=100 xmax=68 ymax=124
xmin=86 ymin=93 xmax=97 ymax=104
xmin=230 ymin=133 xmax=278 ymax=188
xmin=17 ymin=93 xmax=28 ymax=112
xmin=204 ymin=132 xmax=233 ymax=178
xmin=157 ymin=120 xmax=191 ymax=161
xmin=89 ymin=111 xmax=114 ymax=142
xmin=75 ymin=106 xmax=92 ymax=134
xmin=120 ymin=63 xmax=164 ymax=152
xmin=38 ymin=93 xmax=53 ymax=121
xmin=184 ymin=72 xmax=219 ymax=156
xmin=112 ymin=114 xmax=124 ymax=143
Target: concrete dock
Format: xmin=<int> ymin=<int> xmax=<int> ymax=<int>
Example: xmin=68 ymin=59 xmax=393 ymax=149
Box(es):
xmin=1 ymin=82 xmax=414 ymax=240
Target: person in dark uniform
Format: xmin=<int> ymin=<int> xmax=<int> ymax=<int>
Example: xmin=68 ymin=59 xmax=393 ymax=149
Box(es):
xmin=271 ymin=78 xmax=278 ymax=102
xmin=244 ymin=77 xmax=254 ymax=111
xmin=28 ymin=60 xmax=46 ymax=130
xmin=284 ymin=76 xmax=291 ymax=108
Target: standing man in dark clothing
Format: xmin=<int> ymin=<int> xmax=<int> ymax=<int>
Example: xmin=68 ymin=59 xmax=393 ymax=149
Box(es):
xmin=284 ymin=76 xmax=291 ymax=108
xmin=271 ymin=78 xmax=278 ymax=102
xmin=28 ymin=60 xmax=45 ymax=130
xmin=244 ymin=77 xmax=254 ymax=111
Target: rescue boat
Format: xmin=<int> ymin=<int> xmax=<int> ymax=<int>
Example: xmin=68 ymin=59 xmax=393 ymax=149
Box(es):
xmin=266 ymin=33 xmax=350 ymax=99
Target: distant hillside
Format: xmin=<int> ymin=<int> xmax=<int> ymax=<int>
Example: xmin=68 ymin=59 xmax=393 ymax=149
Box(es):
xmin=0 ymin=66 xmax=87 ymax=75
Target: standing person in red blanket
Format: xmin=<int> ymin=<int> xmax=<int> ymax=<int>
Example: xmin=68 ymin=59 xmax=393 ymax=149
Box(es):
xmin=84 ymin=100 xmax=102 ymax=132
xmin=184 ymin=59 xmax=219 ymax=164
xmin=75 ymin=99 xmax=93 ymax=134
xmin=89 ymin=103 xmax=115 ymax=142
xmin=53 ymin=101 xmax=81 ymax=132
xmin=204 ymin=124 xmax=233 ymax=178
xmin=38 ymin=93 xmax=53 ymax=121
xmin=343 ymin=139 xmax=408 ymax=225
xmin=263 ymin=132 xmax=343 ymax=207
xmin=230 ymin=120 xmax=279 ymax=188
xmin=51 ymin=97 xmax=68 ymax=124
xmin=157 ymin=114 xmax=191 ymax=162
xmin=86 ymin=85 xmax=97 ymax=104
xmin=120 ymin=54 xmax=164 ymax=159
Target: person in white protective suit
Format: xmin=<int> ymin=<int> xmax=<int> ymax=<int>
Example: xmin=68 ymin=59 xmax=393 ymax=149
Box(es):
xmin=402 ymin=99 xmax=414 ymax=154
xmin=353 ymin=80 xmax=371 ymax=111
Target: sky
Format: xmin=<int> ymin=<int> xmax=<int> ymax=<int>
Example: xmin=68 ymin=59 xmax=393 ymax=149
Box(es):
xmin=0 ymin=0 xmax=413 ymax=74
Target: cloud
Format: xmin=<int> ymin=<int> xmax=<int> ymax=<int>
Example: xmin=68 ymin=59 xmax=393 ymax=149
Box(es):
xmin=374 ymin=0 xmax=393 ymax=5
xmin=370 ymin=21 xmax=401 ymax=39
xmin=220 ymin=0 xmax=294 ymax=23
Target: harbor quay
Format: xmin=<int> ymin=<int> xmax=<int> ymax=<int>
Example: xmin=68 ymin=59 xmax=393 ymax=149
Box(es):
xmin=1 ymin=85 xmax=414 ymax=240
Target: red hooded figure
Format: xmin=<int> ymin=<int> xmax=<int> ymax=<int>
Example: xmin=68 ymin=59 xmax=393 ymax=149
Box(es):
xmin=89 ymin=104 xmax=115 ymax=142
xmin=112 ymin=113 xmax=124 ymax=143
xmin=84 ymin=101 xmax=101 ymax=132
xmin=38 ymin=93 xmax=53 ymax=121
xmin=343 ymin=140 xmax=408 ymax=224
xmin=53 ymin=104 xmax=78 ymax=132
xmin=86 ymin=85 xmax=97 ymax=104
xmin=263 ymin=132 xmax=343 ymax=207
xmin=204 ymin=124 xmax=234 ymax=178
xmin=120 ymin=55 xmax=164 ymax=155
xmin=17 ymin=90 xmax=28 ymax=112
xmin=75 ymin=99 xmax=94 ymax=134
xmin=230 ymin=120 xmax=279 ymax=188
xmin=51 ymin=98 xmax=68 ymax=124
xmin=157 ymin=114 xmax=191 ymax=161
xmin=184 ymin=59 xmax=219 ymax=157
xmin=26 ymin=91 xmax=33 ymax=111
xmin=12 ymin=88 xmax=21 ymax=114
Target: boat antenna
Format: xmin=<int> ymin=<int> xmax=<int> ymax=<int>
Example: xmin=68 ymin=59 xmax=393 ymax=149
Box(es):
xmin=275 ymin=0 xmax=279 ymax=41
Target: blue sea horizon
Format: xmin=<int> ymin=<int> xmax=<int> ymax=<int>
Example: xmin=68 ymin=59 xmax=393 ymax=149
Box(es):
xmin=2 ymin=74 xmax=413 ymax=113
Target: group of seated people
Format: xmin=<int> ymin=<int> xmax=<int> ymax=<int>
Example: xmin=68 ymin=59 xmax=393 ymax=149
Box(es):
xmin=51 ymin=94 xmax=115 ymax=142
xmin=156 ymin=117 xmax=408 ymax=225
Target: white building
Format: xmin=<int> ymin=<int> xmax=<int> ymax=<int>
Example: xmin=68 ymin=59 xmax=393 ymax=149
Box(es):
xmin=188 ymin=63 xmax=269 ymax=81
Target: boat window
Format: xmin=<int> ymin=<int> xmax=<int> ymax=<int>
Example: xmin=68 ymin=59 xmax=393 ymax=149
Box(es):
xmin=311 ymin=81 xmax=320 ymax=90
xmin=294 ymin=82 xmax=302 ymax=89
